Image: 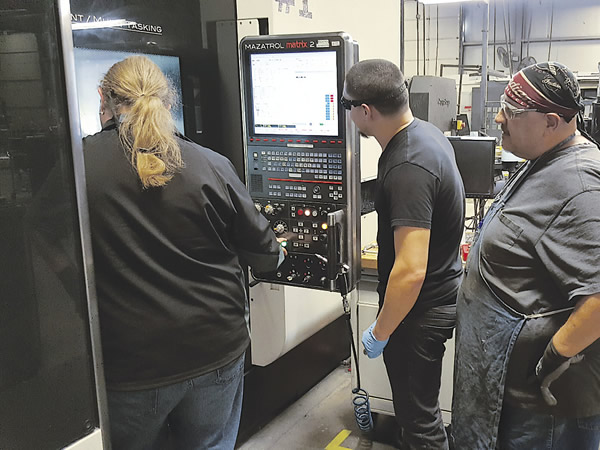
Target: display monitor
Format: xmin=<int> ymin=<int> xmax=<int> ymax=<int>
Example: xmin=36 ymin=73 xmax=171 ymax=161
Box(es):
xmin=73 ymin=48 xmax=185 ymax=137
xmin=448 ymin=136 xmax=496 ymax=198
xmin=247 ymin=51 xmax=339 ymax=137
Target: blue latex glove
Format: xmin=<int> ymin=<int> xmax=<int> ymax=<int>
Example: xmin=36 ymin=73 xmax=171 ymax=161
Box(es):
xmin=362 ymin=321 xmax=389 ymax=359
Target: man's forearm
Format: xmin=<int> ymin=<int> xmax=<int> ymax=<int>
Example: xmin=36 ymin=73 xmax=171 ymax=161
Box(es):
xmin=372 ymin=270 xmax=425 ymax=340
xmin=553 ymin=293 xmax=600 ymax=357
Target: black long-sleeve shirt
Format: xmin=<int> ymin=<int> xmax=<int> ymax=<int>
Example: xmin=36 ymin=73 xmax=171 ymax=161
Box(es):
xmin=84 ymin=122 xmax=280 ymax=390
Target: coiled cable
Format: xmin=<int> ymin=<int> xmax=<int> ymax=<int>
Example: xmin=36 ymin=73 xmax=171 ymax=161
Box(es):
xmin=339 ymin=269 xmax=374 ymax=433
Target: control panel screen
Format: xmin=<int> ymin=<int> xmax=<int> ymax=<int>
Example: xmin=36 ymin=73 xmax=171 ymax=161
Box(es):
xmin=249 ymin=51 xmax=339 ymax=136
xmin=73 ymin=48 xmax=185 ymax=138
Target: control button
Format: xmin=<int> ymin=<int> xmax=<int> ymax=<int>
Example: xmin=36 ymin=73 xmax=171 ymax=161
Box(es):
xmin=254 ymin=203 xmax=261 ymax=212
xmin=264 ymin=204 xmax=274 ymax=215
xmin=313 ymin=185 xmax=321 ymax=194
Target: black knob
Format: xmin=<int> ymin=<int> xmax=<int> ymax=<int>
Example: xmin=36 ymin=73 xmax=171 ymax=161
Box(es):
xmin=320 ymin=276 xmax=328 ymax=287
xmin=303 ymin=274 xmax=313 ymax=284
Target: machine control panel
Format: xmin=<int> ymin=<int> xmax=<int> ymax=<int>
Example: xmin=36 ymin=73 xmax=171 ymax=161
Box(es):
xmin=240 ymin=33 xmax=360 ymax=291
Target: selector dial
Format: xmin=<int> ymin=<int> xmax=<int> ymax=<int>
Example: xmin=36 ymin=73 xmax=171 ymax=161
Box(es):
xmin=254 ymin=202 xmax=262 ymax=212
xmin=273 ymin=220 xmax=288 ymax=235
xmin=264 ymin=204 xmax=274 ymax=215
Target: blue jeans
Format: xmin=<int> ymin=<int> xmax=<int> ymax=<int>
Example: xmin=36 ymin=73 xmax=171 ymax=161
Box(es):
xmin=497 ymin=403 xmax=600 ymax=450
xmin=107 ymin=354 xmax=245 ymax=450
xmin=383 ymin=304 xmax=456 ymax=450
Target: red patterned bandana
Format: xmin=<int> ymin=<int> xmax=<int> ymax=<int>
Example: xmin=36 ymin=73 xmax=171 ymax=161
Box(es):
xmin=504 ymin=62 xmax=582 ymax=121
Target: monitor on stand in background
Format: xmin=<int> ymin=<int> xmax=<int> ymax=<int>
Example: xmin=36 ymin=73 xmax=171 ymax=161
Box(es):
xmin=448 ymin=136 xmax=496 ymax=198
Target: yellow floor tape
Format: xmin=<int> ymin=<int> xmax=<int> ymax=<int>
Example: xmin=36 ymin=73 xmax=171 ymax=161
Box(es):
xmin=325 ymin=429 xmax=352 ymax=450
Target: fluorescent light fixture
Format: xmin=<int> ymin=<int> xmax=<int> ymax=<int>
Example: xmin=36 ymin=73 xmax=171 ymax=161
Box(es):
xmin=419 ymin=0 xmax=486 ymax=4
xmin=72 ymin=19 xmax=135 ymax=31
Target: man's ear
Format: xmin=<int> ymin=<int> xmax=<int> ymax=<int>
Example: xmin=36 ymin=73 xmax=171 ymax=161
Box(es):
xmin=545 ymin=112 xmax=561 ymax=131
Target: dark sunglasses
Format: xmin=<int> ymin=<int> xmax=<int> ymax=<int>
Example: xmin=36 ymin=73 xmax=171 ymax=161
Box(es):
xmin=340 ymin=81 xmax=408 ymax=111
xmin=340 ymin=96 xmax=367 ymax=110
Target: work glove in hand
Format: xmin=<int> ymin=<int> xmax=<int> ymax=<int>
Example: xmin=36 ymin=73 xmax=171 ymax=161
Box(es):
xmin=362 ymin=321 xmax=389 ymax=359
xmin=535 ymin=339 xmax=584 ymax=406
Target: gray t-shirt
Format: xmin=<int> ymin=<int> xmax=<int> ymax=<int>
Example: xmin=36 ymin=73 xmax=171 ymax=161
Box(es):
xmin=480 ymin=140 xmax=600 ymax=416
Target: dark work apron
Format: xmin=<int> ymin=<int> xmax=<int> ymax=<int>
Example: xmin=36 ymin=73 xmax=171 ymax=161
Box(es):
xmin=452 ymin=155 xmax=575 ymax=449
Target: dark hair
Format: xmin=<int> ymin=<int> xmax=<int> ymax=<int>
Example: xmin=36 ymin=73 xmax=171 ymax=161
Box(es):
xmin=344 ymin=59 xmax=409 ymax=116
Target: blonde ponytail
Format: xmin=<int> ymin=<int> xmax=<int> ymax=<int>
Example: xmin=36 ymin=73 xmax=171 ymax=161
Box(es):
xmin=100 ymin=56 xmax=183 ymax=188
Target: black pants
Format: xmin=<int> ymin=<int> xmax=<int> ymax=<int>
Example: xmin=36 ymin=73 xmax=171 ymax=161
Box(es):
xmin=383 ymin=304 xmax=456 ymax=450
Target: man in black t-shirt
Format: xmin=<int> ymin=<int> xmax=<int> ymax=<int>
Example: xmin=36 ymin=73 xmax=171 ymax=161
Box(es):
xmin=343 ymin=59 xmax=464 ymax=449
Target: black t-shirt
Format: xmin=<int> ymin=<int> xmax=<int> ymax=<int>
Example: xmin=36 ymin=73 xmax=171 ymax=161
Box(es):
xmin=84 ymin=122 xmax=281 ymax=391
xmin=375 ymin=118 xmax=465 ymax=311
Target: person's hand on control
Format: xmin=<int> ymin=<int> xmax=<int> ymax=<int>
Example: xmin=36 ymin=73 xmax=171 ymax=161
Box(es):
xmin=276 ymin=237 xmax=288 ymax=256
xmin=535 ymin=339 xmax=584 ymax=406
xmin=362 ymin=321 xmax=389 ymax=359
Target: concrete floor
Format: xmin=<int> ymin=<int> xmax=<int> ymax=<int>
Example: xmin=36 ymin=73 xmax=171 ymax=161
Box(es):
xmin=237 ymin=364 xmax=399 ymax=450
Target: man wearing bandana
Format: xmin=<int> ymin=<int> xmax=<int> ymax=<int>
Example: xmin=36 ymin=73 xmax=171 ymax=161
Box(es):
xmin=452 ymin=62 xmax=600 ymax=449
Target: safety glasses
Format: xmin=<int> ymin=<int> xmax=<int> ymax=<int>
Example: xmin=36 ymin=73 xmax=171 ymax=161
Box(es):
xmin=340 ymin=96 xmax=366 ymax=110
xmin=499 ymin=94 xmax=540 ymax=120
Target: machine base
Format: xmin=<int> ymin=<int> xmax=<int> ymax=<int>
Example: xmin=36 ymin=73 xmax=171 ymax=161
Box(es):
xmin=237 ymin=314 xmax=350 ymax=444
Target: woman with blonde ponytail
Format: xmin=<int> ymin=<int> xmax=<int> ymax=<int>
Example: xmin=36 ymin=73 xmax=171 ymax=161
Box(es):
xmin=84 ymin=56 xmax=285 ymax=450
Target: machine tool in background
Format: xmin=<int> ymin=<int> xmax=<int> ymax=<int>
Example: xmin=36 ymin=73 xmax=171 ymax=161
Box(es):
xmin=409 ymin=76 xmax=457 ymax=134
